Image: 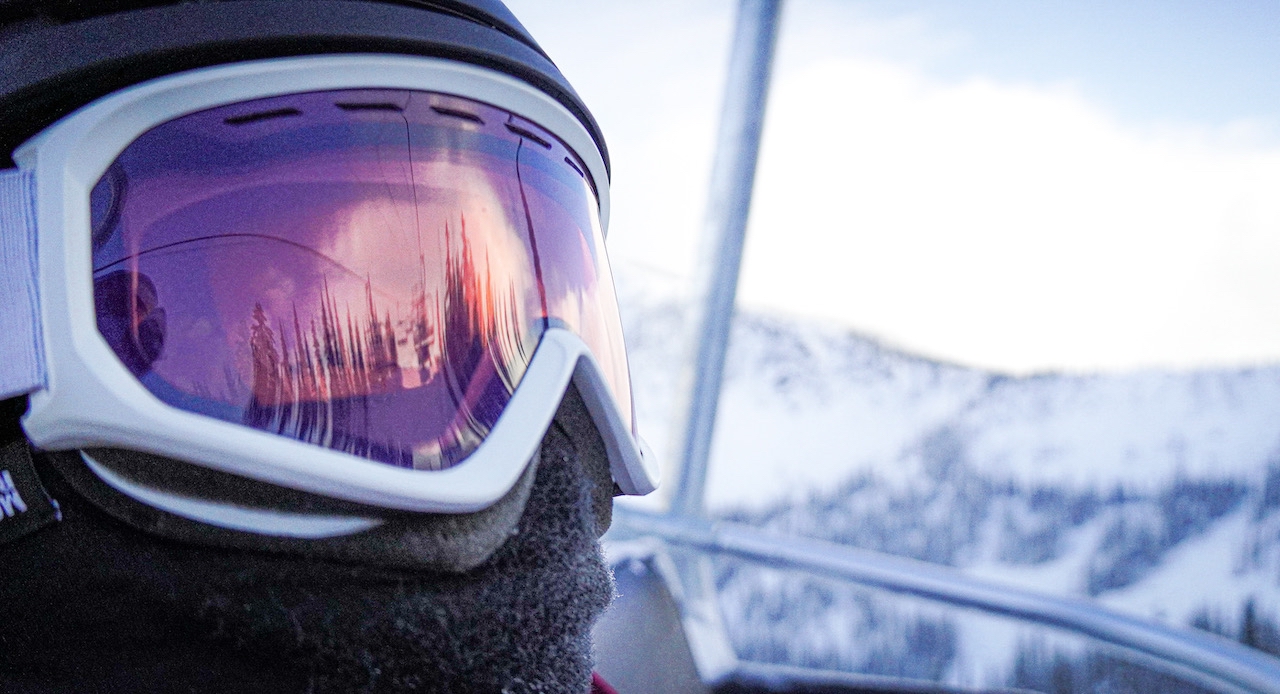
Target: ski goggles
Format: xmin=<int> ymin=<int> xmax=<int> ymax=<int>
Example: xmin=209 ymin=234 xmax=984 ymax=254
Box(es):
xmin=0 ymin=55 xmax=658 ymax=514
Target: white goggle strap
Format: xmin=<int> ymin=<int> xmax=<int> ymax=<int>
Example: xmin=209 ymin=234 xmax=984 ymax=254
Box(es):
xmin=0 ymin=168 xmax=45 ymax=401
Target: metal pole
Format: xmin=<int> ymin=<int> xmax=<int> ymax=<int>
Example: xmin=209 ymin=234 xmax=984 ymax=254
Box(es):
xmin=613 ymin=508 xmax=1280 ymax=694
xmin=669 ymin=0 xmax=783 ymax=519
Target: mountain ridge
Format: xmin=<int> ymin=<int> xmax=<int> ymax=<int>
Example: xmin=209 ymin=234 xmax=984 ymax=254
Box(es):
xmin=612 ymin=267 xmax=1280 ymax=685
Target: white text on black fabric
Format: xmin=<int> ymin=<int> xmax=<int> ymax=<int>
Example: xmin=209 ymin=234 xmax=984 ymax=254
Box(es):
xmin=0 ymin=470 xmax=28 ymax=518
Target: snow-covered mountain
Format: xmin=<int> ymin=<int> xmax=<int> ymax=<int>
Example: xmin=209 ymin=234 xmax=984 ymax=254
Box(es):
xmin=613 ymin=266 xmax=1280 ymax=689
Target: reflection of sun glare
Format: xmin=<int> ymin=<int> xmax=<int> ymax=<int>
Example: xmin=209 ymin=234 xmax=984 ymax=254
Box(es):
xmin=311 ymin=157 xmax=537 ymax=386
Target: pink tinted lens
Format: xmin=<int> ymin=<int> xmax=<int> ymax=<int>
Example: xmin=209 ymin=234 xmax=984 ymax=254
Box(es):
xmin=91 ymin=89 xmax=632 ymax=471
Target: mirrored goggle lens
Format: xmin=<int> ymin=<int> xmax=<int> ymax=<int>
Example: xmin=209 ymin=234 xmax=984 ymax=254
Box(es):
xmin=90 ymin=89 xmax=633 ymax=471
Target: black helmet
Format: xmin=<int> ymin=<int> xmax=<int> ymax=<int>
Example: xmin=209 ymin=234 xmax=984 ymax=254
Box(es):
xmin=0 ymin=0 xmax=608 ymax=173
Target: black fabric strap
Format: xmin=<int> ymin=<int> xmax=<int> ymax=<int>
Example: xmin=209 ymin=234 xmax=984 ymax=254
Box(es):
xmin=0 ymin=438 xmax=58 ymax=545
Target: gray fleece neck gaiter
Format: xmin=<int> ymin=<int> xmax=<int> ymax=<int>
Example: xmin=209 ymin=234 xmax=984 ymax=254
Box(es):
xmin=0 ymin=422 xmax=614 ymax=694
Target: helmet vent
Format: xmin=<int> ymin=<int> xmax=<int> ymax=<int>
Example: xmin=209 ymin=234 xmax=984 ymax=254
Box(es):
xmin=504 ymin=123 xmax=551 ymax=149
xmin=223 ymin=107 xmax=303 ymax=126
xmin=335 ymin=101 xmax=404 ymax=112
xmin=431 ymin=106 xmax=485 ymax=125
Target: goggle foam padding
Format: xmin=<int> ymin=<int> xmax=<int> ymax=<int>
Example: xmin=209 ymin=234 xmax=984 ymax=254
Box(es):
xmin=45 ymin=446 xmax=537 ymax=574
xmin=35 ymin=383 xmax=614 ymax=571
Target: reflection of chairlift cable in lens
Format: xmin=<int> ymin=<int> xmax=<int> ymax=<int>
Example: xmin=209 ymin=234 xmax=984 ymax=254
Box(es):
xmin=512 ymin=137 xmax=549 ymax=332
xmin=92 ymin=232 xmax=373 ymax=285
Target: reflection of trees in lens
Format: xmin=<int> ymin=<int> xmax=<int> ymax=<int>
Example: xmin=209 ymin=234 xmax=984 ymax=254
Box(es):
xmin=238 ymin=215 xmax=531 ymax=470
xmin=431 ymin=215 xmax=528 ymax=468
xmin=244 ymin=275 xmax=416 ymax=467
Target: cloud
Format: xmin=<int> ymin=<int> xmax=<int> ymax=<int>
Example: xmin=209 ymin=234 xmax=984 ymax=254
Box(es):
xmin=740 ymin=56 xmax=1280 ymax=372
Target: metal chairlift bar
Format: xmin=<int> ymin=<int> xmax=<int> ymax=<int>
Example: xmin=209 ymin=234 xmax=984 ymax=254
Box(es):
xmin=669 ymin=0 xmax=783 ymax=519
xmin=613 ymin=508 xmax=1280 ymax=694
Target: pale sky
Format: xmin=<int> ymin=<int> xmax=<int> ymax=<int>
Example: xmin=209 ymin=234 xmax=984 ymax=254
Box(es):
xmin=505 ymin=0 xmax=1280 ymax=374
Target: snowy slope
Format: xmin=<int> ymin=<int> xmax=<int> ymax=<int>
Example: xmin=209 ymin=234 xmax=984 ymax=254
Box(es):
xmin=613 ymin=267 xmax=1280 ymax=685
xmin=616 ymin=267 xmax=1280 ymax=508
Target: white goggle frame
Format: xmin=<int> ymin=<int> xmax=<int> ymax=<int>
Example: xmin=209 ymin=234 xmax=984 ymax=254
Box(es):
xmin=1 ymin=55 xmax=658 ymax=513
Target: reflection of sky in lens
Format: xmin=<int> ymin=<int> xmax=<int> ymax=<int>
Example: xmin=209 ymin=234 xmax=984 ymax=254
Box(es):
xmin=509 ymin=0 xmax=1280 ymax=373
xmin=93 ymin=89 xmax=634 ymax=468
